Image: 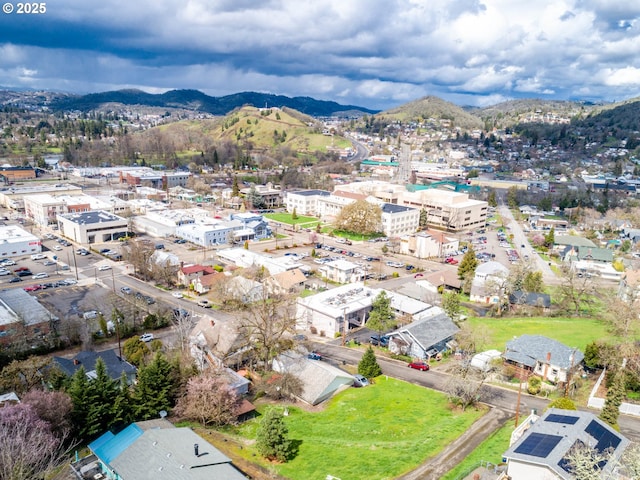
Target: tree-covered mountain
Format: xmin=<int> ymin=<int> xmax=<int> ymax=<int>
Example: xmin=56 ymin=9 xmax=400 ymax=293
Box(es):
xmin=48 ymin=89 xmax=379 ymax=117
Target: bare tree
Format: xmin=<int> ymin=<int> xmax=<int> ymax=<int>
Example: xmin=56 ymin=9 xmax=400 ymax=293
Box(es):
xmin=171 ymin=308 xmax=194 ymax=353
xmin=563 ymin=443 xmax=617 ymax=480
xmin=122 ymin=239 xmax=155 ymax=281
xmin=334 ymin=200 xmax=382 ymax=235
xmin=558 ymin=265 xmax=597 ymax=315
xmin=445 ymin=357 xmax=497 ymax=411
xmin=238 ymin=292 xmax=298 ymax=371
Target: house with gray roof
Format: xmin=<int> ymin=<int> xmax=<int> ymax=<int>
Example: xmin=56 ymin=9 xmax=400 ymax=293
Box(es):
xmin=387 ymin=309 xmax=459 ymax=360
xmin=272 ymin=350 xmax=354 ymax=405
xmin=86 ymin=418 xmax=247 ymax=480
xmin=53 ymin=349 xmax=137 ymax=384
xmin=553 ymin=235 xmax=596 ymax=250
xmin=503 ymin=335 xmax=583 ymax=384
xmin=503 ymin=408 xmax=629 ymax=480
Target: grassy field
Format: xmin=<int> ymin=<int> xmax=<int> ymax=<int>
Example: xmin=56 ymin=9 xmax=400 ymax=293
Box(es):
xmin=264 ymin=213 xmax=319 ymax=226
xmin=233 ymin=377 xmax=485 ymax=480
xmin=441 ymin=421 xmax=513 ymax=480
xmin=466 ymin=316 xmax=616 ymax=352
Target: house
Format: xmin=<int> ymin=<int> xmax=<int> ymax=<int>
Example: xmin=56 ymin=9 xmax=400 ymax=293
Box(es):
xmin=267 ymin=268 xmax=307 ymax=294
xmin=272 ymin=350 xmax=354 ymax=405
xmin=189 ymin=316 xmax=248 ymax=369
xmin=191 ymin=271 xmax=225 ymax=295
xmin=503 ymin=408 xmax=629 ymax=480
xmin=177 ymin=264 xmax=218 ymax=289
xmin=387 ymin=309 xmax=459 ymax=360
xmin=563 ymin=245 xmax=614 ymax=264
xmin=319 ymin=259 xmax=364 ymax=284
xmin=0 ymin=391 xmax=20 ymax=407
xmin=400 ymin=229 xmax=459 ymax=259
xmin=86 ymin=418 xmax=247 ymax=480
xmin=469 ymin=261 xmax=509 ymax=304
xmin=503 ymin=335 xmax=584 ymax=384
xmin=220 ymin=276 xmax=264 ymax=303
xmin=420 ymin=270 xmax=462 ymax=294
xmin=53 ymin=350 xmax=137 ymax=384
xmin=508 ymin=291 xmax=552 ymax=312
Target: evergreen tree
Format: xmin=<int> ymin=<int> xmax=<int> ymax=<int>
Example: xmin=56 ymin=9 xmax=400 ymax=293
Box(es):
xmin=544 ymin=227 xmax=555 ymax=248
xmin=457 ymin=246 xmax=478 ymax=294
xmin=67 ymin=366 xmax=91 ymax=439
xmin=291 ymin=207 xmax=298 ymax=220
xmin=133 ymin=352 xmax=178 ymax=420
xmin=487 ymin=189 xmax=497 ymax=207
xmin=441 ymin=292 xmax=461 ymax=321
xmin=256 ymin=409 xmax=291 ymax=462
xmin=358 ymin=346 xmax=382 ymax=379
xmin=419 ymin=208 xmax=429 ymax=227
xmin=85 ymin=358 xmax=118 ymax=437
xmin=366 ymin=291 xmax=395 ymax=339
xmin=111 ymin=373 xmax=134 ymax=429
xmin=600 ymin=369 xmax=625 ymax=429
xmin=232 ymin=176 xmax=240 ymax=197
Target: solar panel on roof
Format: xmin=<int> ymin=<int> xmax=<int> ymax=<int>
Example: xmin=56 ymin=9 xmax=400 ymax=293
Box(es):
xmin=515 ymin=432 xmax=563 ymax=458
xmin=586 ymin=420 xmax=621 ymax=453
xmin=546 ymin=414 xmax=580 ymax=425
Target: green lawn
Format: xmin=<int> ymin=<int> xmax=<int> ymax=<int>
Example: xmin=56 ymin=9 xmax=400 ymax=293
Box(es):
xmin=234 ymin=377 xmax=484 ymax=480
xmin=467 ymin=316 xmax=616 ymax=352
xmin=264 ymin=213 xmax=319 ymax=226
xmin=441 ymin=421 xmax=513 ymax=480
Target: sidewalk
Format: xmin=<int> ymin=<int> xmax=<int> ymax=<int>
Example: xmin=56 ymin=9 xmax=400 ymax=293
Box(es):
xmin=397 ymin=407 xmax=511 ymax=480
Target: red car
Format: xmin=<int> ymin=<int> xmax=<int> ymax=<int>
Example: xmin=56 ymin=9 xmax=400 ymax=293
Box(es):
xmin=24 ymin=285 xmax=42 ymax=292
xmin=444 ymin=257 xmax=459 ymax=265
xmin=408 ymin=361 xmax=430 ymax=371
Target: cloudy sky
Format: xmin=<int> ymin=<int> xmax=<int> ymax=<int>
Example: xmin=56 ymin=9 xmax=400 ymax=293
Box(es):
xmin=1 ymin=0 xmax=640 ymax=110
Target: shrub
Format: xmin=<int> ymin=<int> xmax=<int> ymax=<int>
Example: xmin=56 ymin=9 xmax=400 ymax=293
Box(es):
xmin=527 ymin=376 xmax=542 ymax=395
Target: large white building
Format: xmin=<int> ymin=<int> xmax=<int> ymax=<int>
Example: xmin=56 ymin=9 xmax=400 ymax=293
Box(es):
xmin=283 ymin=190 xmax=330 ymax=216
xmin=380 ymin=203 xmax=420 ymax=237
xmin=24 ymin=194 xmax=114 ymax=226
xmin=0 ymin=225 xmax=41 ymax=258
xmin=57 ymin=211 xmax=129 ymax=244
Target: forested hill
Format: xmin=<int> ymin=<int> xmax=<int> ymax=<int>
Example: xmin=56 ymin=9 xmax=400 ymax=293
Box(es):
xmin=49 ymin=89 xmax=379 ymax=117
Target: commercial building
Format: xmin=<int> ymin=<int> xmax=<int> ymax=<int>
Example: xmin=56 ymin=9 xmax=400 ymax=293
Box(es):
xmin=380 ymin=203 xmax=420 ymax=237
xmin=0 ymin=288 xmax=57 ymax=348
xmin=119 ymin=169 xmax=191 ymax=189
xmin=57 ymin=210 xmax=129 ymax=244
xmin=283 ymin=189 xmax=330 ymax=216
xmin=0 ymin=183 xmax=83 ymax=210
xmin=24 ymin=194 xmax=113 ymax=226
xmin=0 ymin=165 xmax=36 ymax=181
xmin=400 ymin=229 xmax=459 ymax=259
xmin=0 ymin=225 xmax=41 ymax=258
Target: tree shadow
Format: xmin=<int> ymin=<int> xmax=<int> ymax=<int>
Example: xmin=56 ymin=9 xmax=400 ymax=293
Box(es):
xmin=287 ymin=438 xmax=303 ymax=461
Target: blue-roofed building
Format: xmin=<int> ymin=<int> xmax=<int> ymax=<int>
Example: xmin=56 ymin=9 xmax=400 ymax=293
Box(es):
xmin=86 ymin=419 xmax=247 ymax=480
xmin=504 ymin=408 xmax=629 ymax=479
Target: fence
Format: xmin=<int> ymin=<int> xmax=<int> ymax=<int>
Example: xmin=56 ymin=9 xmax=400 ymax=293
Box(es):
xmin=588 ymin=368 xmax=640 ymax=417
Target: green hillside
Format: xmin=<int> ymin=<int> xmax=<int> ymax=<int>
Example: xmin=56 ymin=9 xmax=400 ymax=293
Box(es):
xmin=377 ymin=96 xmax=484 ymax=130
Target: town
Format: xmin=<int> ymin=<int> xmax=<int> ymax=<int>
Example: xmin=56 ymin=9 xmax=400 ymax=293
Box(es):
xmin=1 ymin=92 xmax=640 ymax=480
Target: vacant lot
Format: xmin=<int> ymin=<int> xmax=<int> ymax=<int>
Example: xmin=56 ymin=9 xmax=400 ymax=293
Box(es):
xmin=234 ymin=377 xmax=484 ymax=480
xmin=466 ymin=316 xmax=617 ymax=352
xmin=264 ymin=213 xmax=319 ymax=226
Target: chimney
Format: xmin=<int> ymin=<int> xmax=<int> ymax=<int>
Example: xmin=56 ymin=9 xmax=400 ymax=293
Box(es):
xmin=210 ymin=320 xmax=215 ymax=327
xmin=194 ymin=443 xmax=199 ymax=457
xmin=543 ymin=352 xmax=551 ymax=380
xmin=73 ymin=359 xmax=80 ymax=365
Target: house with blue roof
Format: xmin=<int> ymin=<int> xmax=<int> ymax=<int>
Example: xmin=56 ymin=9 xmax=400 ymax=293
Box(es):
xmin=87 ymin=419 xmax=247 ymax=480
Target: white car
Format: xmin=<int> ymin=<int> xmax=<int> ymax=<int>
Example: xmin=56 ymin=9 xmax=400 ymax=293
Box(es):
xmin=32 ymin=272 xmax=49 ymax=279
xmin=0 ymin=269 xmax=10 ymax=276
xmin=97 ymin=265 xmax=111 ymax=271
xmin=171 ymin=292 xmax=184 ymax=298
xmin=52 ymin=245 xmax=62 ymax=251
xmin=31 ymin=254 xmax=47 ymax=260
xmin=197 ymin=299 xmax=212 ymax=308
xmin=1 ymin=259 xmax=16 ymax=266
xmin=140 ymin=333 xmax=154 ymax=342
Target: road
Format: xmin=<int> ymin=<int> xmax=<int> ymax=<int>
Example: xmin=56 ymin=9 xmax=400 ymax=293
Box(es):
xmin=498 ymin=203 xmax=557 ymax=284
xmin=312 ymin=341 xmax=640 ymax=443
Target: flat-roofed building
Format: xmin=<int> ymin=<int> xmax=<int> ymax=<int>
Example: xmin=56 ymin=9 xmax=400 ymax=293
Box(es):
xmin=283 ymin=189 xmax=330 ymax=216
xmin=381 ymin=203 xmax=420 ymax=237
xmin=0 ymin=225 xmax=41 ymax=258
xmin=24 ymin=194 xmax=113 ymax=226
xmin=398 ymin=189 xmax=488 ymax=232
xmin=57 ymin=210 xmax=129 ymax=244
xmin=0 ymin=183 xmax=83 ymax=210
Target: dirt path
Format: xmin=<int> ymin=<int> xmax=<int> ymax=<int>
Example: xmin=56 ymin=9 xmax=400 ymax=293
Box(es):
xmin=397 ymin=407 xmax=511 ymax=480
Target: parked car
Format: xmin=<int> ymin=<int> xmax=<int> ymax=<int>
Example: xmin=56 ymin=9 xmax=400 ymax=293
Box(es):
xmin=32 ymin=272 xmax=49 ymax=279
xmin=31 ymin=253 xmax=46 ymax=260
xmin=140 ymin=333 xmax=154 ymax=343
xmin=52 ymin=245 xmax=62 ymax=251
xmin=0 ymin=259 xmax=16 ymax=266
xmin=353 ymin=374 xmax=370 ymax=387
xmin=408 ymin=361 xmax=430 ymax=371
xmin=8 ymin=276 xmax=22 ymax=283
xmin=24 ymin=285 xmax=42 ymax=292
xmin=197 ymin=299 xmax=212 ymax=308
xmin=172 ymin=291 xmax=184 ymax=298
xmin=370 ymin=335 xmax=390 ymax=347
xmin=43 ymin=260 xmax=57 ymax=266
xmin=0 ymin=269 xmax=10 ymax=276
xmin=120 ymin=286 xmax=132 ymax=294
xmin=16 ymin=270 xmax=32 ymax=277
